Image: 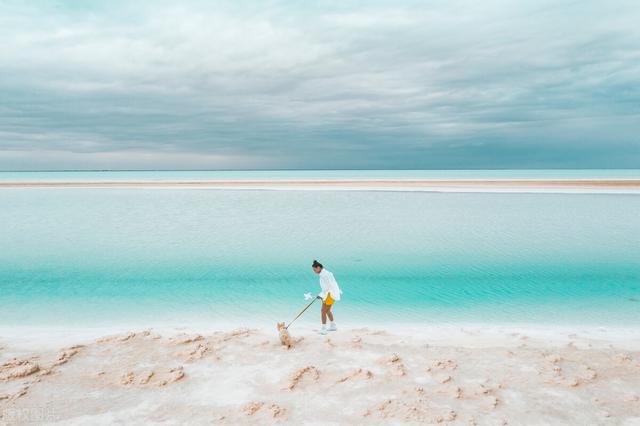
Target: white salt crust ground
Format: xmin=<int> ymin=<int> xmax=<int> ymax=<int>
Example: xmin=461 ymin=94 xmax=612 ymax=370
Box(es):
xmin=1 ymin=324 xmax=639 ymax=425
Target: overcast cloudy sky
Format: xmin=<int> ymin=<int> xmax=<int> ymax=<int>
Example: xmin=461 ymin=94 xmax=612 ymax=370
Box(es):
xmin=0 ymin=0 xmax=638 ymax=170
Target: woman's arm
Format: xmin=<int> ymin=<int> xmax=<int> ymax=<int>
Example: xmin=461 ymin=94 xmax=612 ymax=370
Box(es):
xmin=317 ymin=274 xmax=328 ymax=300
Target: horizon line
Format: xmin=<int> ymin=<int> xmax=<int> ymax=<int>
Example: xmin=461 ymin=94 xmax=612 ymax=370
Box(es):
xmin=2 ymin=167 xmax=640 ymax=173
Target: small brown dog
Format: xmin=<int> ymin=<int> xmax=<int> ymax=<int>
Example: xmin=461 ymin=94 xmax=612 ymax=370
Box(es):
xmin=277 ymin=322 xmax=294 ymax=349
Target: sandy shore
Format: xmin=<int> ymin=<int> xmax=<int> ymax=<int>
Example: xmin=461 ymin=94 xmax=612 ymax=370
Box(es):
xmin=1 ymin=326 xmax=639 ymax=425
xmin=1 ymin=179 xmax=639 ymax=193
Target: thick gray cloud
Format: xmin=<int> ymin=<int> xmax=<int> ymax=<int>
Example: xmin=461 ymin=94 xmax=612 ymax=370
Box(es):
xmin=0 ymin=0 xmax=639 ymax=170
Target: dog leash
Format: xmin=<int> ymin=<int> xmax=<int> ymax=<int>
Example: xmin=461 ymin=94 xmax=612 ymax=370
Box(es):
xmin=286 ymin=297 xmax=318 ymax=329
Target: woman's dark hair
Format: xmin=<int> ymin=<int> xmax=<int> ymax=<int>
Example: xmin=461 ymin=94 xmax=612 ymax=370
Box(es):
xmin=312 ymin=260 xmax=323 ymax=269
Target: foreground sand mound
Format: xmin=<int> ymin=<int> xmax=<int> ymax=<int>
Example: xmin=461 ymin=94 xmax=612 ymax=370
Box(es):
xmin=0 ymin=327 xmax=639 ymax=424
xmin=0 ymin=359 xmax=40 ymax=381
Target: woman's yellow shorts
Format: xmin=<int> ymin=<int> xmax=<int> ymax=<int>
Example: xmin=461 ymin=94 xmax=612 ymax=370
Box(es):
xmin=324 ymin=292 xmax=335 ymax=306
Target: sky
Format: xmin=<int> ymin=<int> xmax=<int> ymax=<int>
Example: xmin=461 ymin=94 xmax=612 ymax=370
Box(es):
xmin=0 ymin=0 xmax=639 ymax=170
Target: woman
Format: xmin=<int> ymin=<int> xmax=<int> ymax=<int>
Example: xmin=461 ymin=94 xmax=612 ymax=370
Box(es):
xmin=312 ymin=260 xmax=342 ymax=335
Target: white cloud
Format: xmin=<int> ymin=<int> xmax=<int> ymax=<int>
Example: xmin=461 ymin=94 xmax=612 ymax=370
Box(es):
xmin=0 ymin=0 xmax=638 ymax=169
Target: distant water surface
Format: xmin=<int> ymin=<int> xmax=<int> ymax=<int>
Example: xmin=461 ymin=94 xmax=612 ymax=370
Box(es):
xmin=0 ymin=187 xmax=638 ymax=328
xmin=0 ymin=169 xmax=639 ymax=182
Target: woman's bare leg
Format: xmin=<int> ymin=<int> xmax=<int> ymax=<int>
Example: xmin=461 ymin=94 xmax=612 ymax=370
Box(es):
xmin=321 ymin=304 xmax=328 ymax=325
xmin=326 ymin=305 xmax=334 ymax=322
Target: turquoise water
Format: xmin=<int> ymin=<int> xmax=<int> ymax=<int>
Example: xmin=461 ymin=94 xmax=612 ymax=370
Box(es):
xmin=1 ymin=186 xmax=639 ymax=327
xmin=1 ymin=169 xmax=639 ymax=181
